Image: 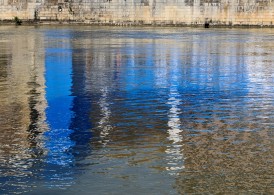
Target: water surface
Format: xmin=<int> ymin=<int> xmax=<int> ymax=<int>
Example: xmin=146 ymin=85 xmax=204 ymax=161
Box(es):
xmin=0 ymin=26 xmax=273 ymax=194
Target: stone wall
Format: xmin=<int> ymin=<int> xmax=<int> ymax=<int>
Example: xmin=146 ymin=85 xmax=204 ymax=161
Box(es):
xmin=0 ymin=0 xmax=273 ymax=26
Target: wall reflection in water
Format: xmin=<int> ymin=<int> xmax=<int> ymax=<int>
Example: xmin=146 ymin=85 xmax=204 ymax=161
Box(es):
xmin=0 ymin=26 xmax=273 ymax=194
xmin=0 ymin=27 xmax=47 ymax=192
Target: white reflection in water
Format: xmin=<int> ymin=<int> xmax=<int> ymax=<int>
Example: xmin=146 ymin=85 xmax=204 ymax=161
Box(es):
xmin=166 ymin=87 xmax=185 ymax=175
xmin=165 ymin=58 xmax=185 ymax=175
xmin=98 ymin=87 xmax=112 ymax=146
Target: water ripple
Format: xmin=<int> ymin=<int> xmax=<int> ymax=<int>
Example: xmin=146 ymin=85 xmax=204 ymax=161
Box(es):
xmin=0 ymin=26 xmax=274 ymax=194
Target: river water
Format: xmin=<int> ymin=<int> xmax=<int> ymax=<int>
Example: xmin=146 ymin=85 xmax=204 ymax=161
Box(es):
xmin=0 ymin=26 xmax=273 ymax=194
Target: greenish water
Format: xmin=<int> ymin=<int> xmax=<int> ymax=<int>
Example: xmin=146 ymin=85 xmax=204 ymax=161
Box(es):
xmin=0 ymin=26 xmax=273 ymax=194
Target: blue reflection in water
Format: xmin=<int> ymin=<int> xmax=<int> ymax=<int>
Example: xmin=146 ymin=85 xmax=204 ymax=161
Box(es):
xmin=69 ymin=50 xmax=92 ymax=159
xmin=44 ymin=45 xmax=75 ymax=187
xmin=43 ymin=34 xmax=93 ymax=187
xmin=110 ymin=36 xmax=252 ymax=177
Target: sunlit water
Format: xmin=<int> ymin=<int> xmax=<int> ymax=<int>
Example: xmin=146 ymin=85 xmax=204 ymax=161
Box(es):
xmin=0 ymin=26 xmax=273 ymax=194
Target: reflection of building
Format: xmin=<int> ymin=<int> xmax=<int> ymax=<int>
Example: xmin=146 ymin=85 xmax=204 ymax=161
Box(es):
xmin=69 ymin=37 xmax=93 ymax=159
xmin=174 ymin=31 xmax=274 ymax=194
xmin=72 ymin=29 xmax=274 ymax=194
xmin=70 ymin=35 xmax=118 ymax=148
xmin=1 ymin=27 xmax=273 ymax=194
xmin=0 ymin=27 xmax=46 ymax=180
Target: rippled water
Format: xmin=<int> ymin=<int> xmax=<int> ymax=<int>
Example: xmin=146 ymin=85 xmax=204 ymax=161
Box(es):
xmin=0 ymin=26 xmax=273 ymax=194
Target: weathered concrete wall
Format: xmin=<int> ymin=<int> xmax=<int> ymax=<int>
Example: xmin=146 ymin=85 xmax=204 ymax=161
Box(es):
xmin=0 ymin=0 xmax=42 ymax=20
xmin=0 ymin=0 xmax=273 ymax=26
